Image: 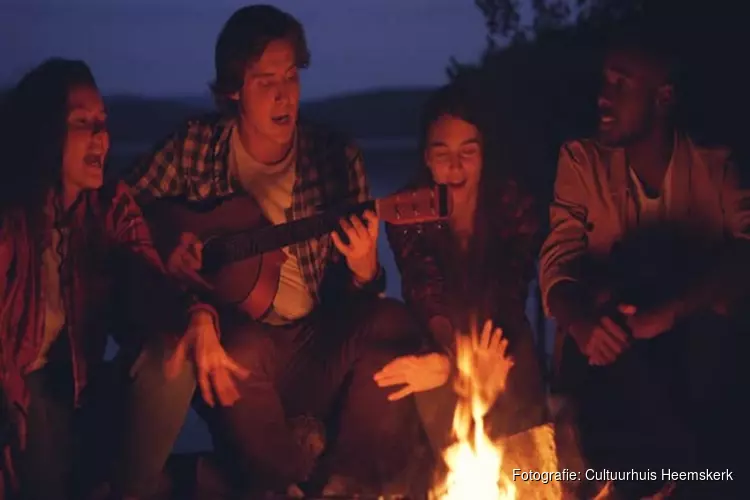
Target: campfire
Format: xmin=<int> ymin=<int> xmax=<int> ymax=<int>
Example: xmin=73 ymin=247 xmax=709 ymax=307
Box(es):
xmin=429 ymin=322 xmax=562 ymax=500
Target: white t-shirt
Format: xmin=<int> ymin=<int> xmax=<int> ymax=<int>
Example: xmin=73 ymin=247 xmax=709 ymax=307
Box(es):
xmin=229 ymin=128 xmax=314 ymax=323
xmin=629 ymin=157 xmax=673 ymax=226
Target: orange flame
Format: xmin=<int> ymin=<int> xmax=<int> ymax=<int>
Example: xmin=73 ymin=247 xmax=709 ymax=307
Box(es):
xmin=430 ymin=323 xmax=517 ymax=499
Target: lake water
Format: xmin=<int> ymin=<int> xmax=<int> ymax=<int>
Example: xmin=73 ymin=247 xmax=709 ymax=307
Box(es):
xmin=107 ymin=138 xmax=557 ymax=452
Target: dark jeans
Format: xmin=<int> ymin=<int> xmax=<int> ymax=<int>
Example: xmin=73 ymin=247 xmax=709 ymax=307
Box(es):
xmin=111 ymin=334 xmax=197 ymax=497
xmin=114 ymin=296 xmax=425 ymax=495
xmin=214 ymin=296 xmax=424 ymax=492
xmin=416 ymin=328 xmax=548 ymax=456
xmin=564 ymin=312 xmax=744 ymax=497
xmin=17 ymin=361 xmax=120 ymax=500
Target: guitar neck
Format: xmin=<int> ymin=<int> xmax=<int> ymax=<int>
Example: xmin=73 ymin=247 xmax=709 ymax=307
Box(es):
xmin=204 ymin=199 xmax=376 ymax=267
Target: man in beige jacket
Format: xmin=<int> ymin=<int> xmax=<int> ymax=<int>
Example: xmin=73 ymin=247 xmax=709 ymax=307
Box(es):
xmin=540 ymin=27 xmax=747 ymax=498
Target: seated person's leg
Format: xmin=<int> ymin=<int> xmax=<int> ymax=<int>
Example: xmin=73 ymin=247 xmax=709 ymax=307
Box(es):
xmin=19 ymin=363 xmax=75 ymax=500
xmin=414 ymin=382 xmax=456 ymax=459
xmin=488 ymin=328 xmax=548 ymax=439
xmin=681 ymin=313 xmax=744 ymax=497
xmin=574 ymin=339 xmax=697 ymax=496
xmin=307 ymin=297 xmax=425 ymax=493
xmin=210 ymin=319 xmax=323 ymax=493
xmin=73 ymin=360 xmax=127 ymax=497
xmin=111 ymin=337 xmax=197 ymax=498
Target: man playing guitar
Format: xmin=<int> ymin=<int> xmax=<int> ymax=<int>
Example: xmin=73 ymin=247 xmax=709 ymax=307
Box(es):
xmin=116 ymin=5 xmax=426 ymax=498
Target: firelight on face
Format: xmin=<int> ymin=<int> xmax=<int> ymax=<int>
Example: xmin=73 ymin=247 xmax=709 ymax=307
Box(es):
xmin=425 ymin=114 xmax=483 ymax=204
xmin=62 ymin=84 xmax=109 ymax=196
xmin=234 ymin=38 xmax=301 ymax=147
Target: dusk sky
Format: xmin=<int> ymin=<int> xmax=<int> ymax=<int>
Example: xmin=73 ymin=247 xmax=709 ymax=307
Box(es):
xmin=2 ymin=0 xmax=500 ymax=100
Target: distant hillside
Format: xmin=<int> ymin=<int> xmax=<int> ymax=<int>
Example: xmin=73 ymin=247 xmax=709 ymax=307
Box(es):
xmin=104 ymin=95 xmax=210 ymax=143
xmin=104 ymin=87 xmax=434 ymax=145
xmin=300 ymin=88 xmax=434 ymax=138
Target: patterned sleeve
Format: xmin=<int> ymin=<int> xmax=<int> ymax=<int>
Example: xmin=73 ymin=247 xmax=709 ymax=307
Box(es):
xmin=123 ymin=127 xmax=189 ymax=206
xmin=538 ymin=142 xmax=593 ymax=316
xmin=489 ymin=180 xmax=540 ymax=337
xmin=345 ymin=143 xmax=370 ymax=204
xmin=721 ymin=153 xmax=750 ymax=239
xmin=496 ymin=179 xmax=541 ymax=305
xmin=105 ymin=182 xmax=217 ymax=336
xmin=338 ymin=141 xmax=386 ymax=293
xmin=0 ymin=220 xmax=9 ymax=299
xmin=385 ymin=221 xmax=447 ymax=325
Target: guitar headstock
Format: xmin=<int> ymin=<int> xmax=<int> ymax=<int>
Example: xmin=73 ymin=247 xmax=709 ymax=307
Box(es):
xmin=377 ymin=184 xmax=452 ymax=225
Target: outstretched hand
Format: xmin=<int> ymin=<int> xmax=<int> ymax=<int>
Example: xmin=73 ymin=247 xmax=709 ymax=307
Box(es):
xmin=456 ymin=320 xmax=515 ymax=414
xmin=374 ymin=353 xmax=451 ymax=401
xmin=165 ymin=312 xmax=249 ymax=407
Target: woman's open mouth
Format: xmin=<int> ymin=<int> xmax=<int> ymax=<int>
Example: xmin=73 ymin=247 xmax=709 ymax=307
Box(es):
xmin=84 ymin=153 xmax=103 ymax=169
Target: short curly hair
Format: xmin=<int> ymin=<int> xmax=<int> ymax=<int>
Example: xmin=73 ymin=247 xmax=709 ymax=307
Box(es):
xmin=605 ymin=16 xmax=683 ymax=87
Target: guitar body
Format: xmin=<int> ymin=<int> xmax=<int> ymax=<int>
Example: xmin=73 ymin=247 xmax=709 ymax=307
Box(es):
xmin=143 ymin=194 xmax=285 ymax=319
xmin=143 ymin=184 xmax=451 ymax=320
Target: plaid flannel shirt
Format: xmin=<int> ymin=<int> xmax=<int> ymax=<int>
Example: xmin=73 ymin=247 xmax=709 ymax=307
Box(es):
xmin=386 ymin=177 xmax=539 ymax=349
xmin=0 ymin=182 xmax=190 ymax=416
xmin=125 ymin=113 xmax=382 ymax=302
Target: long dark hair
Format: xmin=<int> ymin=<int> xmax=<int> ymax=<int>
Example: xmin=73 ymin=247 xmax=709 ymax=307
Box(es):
xmin=417 ymin=77 xmax=534 ymax=325
xmin=0 ymin=58 xmax=97 ymax=234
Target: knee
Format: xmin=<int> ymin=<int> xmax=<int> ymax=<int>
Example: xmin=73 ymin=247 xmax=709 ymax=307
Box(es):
xmin=222 ymin=327 xmax=276 ymax=378
xmin=128 ymin=340 xmax=196 ymax=411
xmin=131 ymin=338 xmax=193 ymax=384
xmin=359 ymin=298 xmax=421 ymax=344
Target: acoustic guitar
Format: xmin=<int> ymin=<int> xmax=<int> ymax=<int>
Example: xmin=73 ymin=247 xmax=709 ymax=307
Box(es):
xmin=143 ymin=184 xmax=451 ymax=319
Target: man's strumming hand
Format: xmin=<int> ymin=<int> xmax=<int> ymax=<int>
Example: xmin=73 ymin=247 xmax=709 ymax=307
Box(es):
xmin=166 ymin=310 xmax=249 ymax=407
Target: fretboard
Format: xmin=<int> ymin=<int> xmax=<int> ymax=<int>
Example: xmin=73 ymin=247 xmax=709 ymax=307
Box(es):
xmin=202 ymin=200 xmax=376 ymax=270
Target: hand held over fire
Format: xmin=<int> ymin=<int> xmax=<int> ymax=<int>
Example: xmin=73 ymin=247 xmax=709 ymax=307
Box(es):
xmin=374 ymin=319 xmax=515 ymax=411
xmin=456 ymin=320 xmax=515 ymax=416
xmin=374 ymin=353 xmax=451 ymax=400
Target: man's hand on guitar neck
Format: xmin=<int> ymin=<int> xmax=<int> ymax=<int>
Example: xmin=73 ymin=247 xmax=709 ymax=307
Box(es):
xmin=166 ymin=310 xmax=250 ymax=407
xmin=331 ymin=210 xmax=380 ymax=284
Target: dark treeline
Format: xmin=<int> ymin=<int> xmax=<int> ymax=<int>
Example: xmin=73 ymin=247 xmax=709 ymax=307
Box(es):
xmin=3 ymin=0 xmax=745 ymax=200
xmin=453 ymin=0 xmax=750 ymax=206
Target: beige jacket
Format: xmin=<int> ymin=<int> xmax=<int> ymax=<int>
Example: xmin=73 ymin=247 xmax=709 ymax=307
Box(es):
xmin=539 ymin=132 xmax=750 ymax=316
